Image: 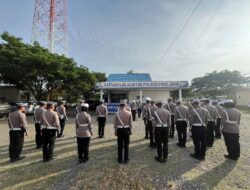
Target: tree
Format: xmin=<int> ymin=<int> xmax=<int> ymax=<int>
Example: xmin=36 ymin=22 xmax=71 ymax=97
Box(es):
xmin=0 ymin=32 xmax=101 ymax=101
xmin=191 ymin=70 xmax=248 ymax=98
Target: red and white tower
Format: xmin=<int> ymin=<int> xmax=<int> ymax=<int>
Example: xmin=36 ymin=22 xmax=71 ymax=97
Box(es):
xmin=31 ymin=0 xmax=68 ymax=56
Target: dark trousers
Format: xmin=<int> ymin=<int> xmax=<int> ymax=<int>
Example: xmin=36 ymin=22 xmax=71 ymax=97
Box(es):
xmin=131 ymin=110 xmax=136 ymax=121
xmin=35 ymin=123 xmax=42 ymax=148
xmin=58 ymin=118 xmax=65 ymax=136
xmin=138 ymin=108 xmax=142 ymax=118
xmin=206 ymin=121 xmax=215 ymax=147
xmin=176 ymin=121 xmax=187 ymax=146
xmin=169 ymin=115 xmax=175 ymax=137
xmin=9 ymin=131 xmax=24 ymax=160
xmin=42 ymin=129 xmax=56 ymax=160
xmin=223 ymin=132 xmax=240 ymax=159
xmin=192 ymin=125 xmax=206 ymax=158
xmin=77 ymin=137 xmax=90 ymax=160
xmin=215 ymin=118 xmax=222 ymax=138
xmin=155 ymin=127 xmax=169 ymax=159
xmin=98 ymin=117 xmax=106 ymax=137
xmin=117 ymin=128 xmax=130 ymax=162
xmin=144 ymin=119 xmax=149 ymax=138
xmin=147 ymin=120 xmax=155 ymax=147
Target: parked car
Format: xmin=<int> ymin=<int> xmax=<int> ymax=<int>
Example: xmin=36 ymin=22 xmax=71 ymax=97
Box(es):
xmin=0 ymin=102 xmax=11 ymax=118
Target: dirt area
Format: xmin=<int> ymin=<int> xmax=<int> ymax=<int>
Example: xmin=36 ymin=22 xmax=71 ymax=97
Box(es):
xmin=0 ymin=110 xmax=249 ymax=190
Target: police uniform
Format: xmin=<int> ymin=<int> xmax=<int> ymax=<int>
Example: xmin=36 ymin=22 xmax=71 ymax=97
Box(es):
xmin=189 ymin=100 xmax=208 ymax=160
xmin=114 ymin=100 xmax=133 ymax=164
xmin=147 ymin=101 xmax=157 ymax=148
xmin=76 ymin=103 xmax=92 ymax=163
xmin=76 ymin=99 xmax=85 ymax=114
xmin=56 ymin=102 xmax=67 ymax=138
xmin=221 ymin=100 xmax=241 ymax=160
xmin=96 ymin=101 xmax=108 ymax=138
xmin=40 ymin=102 xmax=60 ymax=162
xmin=174 ymin=102 xmax=189 ymax=147
xmin=212 ymin=101 xmax=224 ymax=139
xmin=142 ymin=97 xmax=151 ymax=139
xmin=201 ymin=99 xmax=217 ymax=147
xmin=137 ymin=101 xmax=143 ymax=118
xmin=153 ymin=102 xmax=171 ymax=163
xmin=164 ymin=100 xmax=176 ymax=138
xmin=8 ymin=103 xmax=28 ymax=162
xmin=130 ymin=101 xmax=137 ymax=121
xmin=34 ymin=101 xmax=46 ymax=148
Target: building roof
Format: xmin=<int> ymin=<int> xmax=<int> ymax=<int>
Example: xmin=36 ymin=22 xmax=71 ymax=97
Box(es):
xmin=107 ymin=73 xmax=152 ymax=82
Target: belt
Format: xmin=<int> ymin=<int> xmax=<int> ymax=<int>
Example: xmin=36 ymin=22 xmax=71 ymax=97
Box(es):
xmin=41 ymin=125 xmax=57 ymax=130
xmin=226 ymin=121 xmax=238 ymax=124
xmin=176 ymin=119 xmax=187 ymax=121
xmin=10 ymin=128 xmax=22 ymax=131
xmin=98 ymin=115 xmax=106 ymax=117
xmin=117 ymin=125 xmax=130 ymax=128
xmin=193 ymin=123 xmax=206 ymax=127
xmin=156 ymin=124 xmax=168 ymax=127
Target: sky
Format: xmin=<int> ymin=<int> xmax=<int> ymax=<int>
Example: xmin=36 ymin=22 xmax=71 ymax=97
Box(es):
xmin=0 ymin=0 xmax=250 ymax=82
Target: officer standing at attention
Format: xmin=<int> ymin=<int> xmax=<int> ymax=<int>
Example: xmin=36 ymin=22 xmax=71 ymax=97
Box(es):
xmin=76 ymin=99 xmax=84 ymax=114
xmin=8 ymin=103 xmax=28 ymax=162
xmin=164 ymin=99 xmax=176 ymax=138
xmin=212 ymin=100 xmax=224 ymax=139
xmin=56 ymin=101 xmax=68 ymax=138
xmin=34 ymin=101 xmax=47 ymax=149
xmin=40 ymin=102 xmax=60 ymax=162
xmin=221 ymin=100 xmax=241 ymax=160
xmin=130 ymin=100 xmax=137 ymax=121
xmin=147 ymin=100 xmax=157 ymax=148
xmin=142 ymin=97 xmax=151 ymax=139
xmin=114 ymin=100 xmax=133 ymax=164
xmin=76 ymin=103 xmax=93 ymax=163
xmin=201 ymin=98 xmax=217 ymax=147
xmin=189 ymin=100 xmax=208 ymax=160
xmin=137 ymin=101 xmax=143 ymax=118
xmin=153 ymin=101 xmax=171 ymax=163
xmin=174 ymin=100 xmax=189 ymax=148
xmin=96 ymin=100 xmax=108 ymax=138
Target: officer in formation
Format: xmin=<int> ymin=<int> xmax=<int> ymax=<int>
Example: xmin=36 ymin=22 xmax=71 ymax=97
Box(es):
xmin=212 ymin=100 xmax=224 ymax=139
xmin=189 ymin=100 xmax=208 ymax=160
xmin=8 ymin=103 xmax=28 ymax=162
xmin=130 ymin=100 xmax=137 ymax=121
xmin=96 ymin=100 xmax=108 ymax=138
xmin=76 ymin=99 xmax=85 ymax=114
xmin=164 ymin=98 xmax=176 ymax=138
xmin=147 ymin=100 xmax=157 ymax=148
xmin=76 ymin=103 xmax=93 ymax=163
xmin=34 ymin=101 xmax=47 ymax=149
xmin=221 ymin=100 xmax=241 ymax=160
xmin=114 ymin=100 xmax=133 ymax=164
xmin=40 ymin=101 xmax=60 ymax=162
xmin=137 ymin=101 xmax=143 ymax=118
xmin=174 ymin=100 xmax=189 ymax=147
xmin=56 ymin=101 xmax=68 ymax=138
xmin=153 ymin=101 xmax=171 ymax=163
xmin=200 ymin=98 xmax=217 ymax=147
xmin=142 ymin=97 xmax=151 ymax=139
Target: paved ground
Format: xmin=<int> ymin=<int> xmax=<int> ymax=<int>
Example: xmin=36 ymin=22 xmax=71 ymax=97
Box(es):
xmin=0 ymin=110 xmax=249 ymax=190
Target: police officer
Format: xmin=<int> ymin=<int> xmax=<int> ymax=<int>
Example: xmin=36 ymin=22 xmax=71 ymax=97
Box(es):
xmin=189 ymin=100 xmax=208 ymax=160
xmin=147 ymin=100 xmax=157 ymax=148
xmin=137 ymin=101 xmax=143 ymax=118
xmin=114 ymin=100 xmax=133 ymax=164
xmin=76 ymin=99 xmax=85 ymax=114
xmin=201 ymin=98 xmax=217 ymax=147
xmin=40 ymin=102 xmax=60 ymax=162
xmin=153 ymin=101 xmax=171 ymax=163
xmin=130 ymin=100 xmax=137 ymax=121
xmin=96 ymin=100 xmax=108 ymax=138
xmin=212 ymin=100 xmax=224 ymax=139
xmin=56 ymin=100 xmax=67 ymax=138
xmin=164 ymin=98 xmax=176 ymax=138
xmin=174 ymin=100 xmax=189 ymax=147
xmin=76 ymin=103 xmax=93 ymax=163
xmin=221 ymin=100 xmax=241 ymax=160
xmin=142 ymin=97 xmax=151 ymax=139
xmin=34 ymin=101 xmax=47 ymax=149
xmin=8 ymin=103 xmax=28 ymax=162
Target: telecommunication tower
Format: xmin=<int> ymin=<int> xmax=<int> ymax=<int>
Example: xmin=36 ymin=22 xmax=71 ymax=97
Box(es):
xmin=31 ymin=0 xmax=68 ymax=56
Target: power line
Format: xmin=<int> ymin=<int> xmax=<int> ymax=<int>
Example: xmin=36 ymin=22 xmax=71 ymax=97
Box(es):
xmin=152 ymin=0 xmax=202 ymax=71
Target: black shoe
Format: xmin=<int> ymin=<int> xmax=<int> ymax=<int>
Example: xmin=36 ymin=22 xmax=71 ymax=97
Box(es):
xmin=182 ymin=144 xmax=186 ymax=148
xmin=36 ymin=146 xmax=42 ymax=149
xmin=48 ymin=156 xmax=56 ymax=161
xmin=98 ymin=136 xmax=102 ymax=138
xmin=155 ymin=156 xmax=162 ymax=163
xmin=83 ymin=157 xmax=89 ymax=163
xmin=190 ymin=154 xmax=200 ymax=160
xmin=199 ymin=157 xmax=205 ymax=161
xmin=79 ymin=159 xmax=83 ymax=163
xmin=117 ymin=158 xmax=123 ymax=164
xmin=176 ymin=143 xmax=181 ymax=147
xmin=144 ymin=136 xmax=149 ymax=139
xmin=43 ymin=158 xmax=48 ymax=163
xmin=10 ymin=156 xmax=25 ymax=163
xmin=124 ymin=159 xmax=129 ymax=164
xmin=162 ymin=158 xmax=167 ymax=163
